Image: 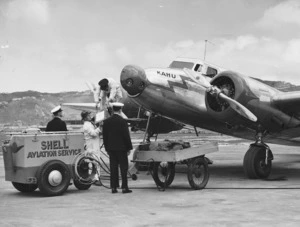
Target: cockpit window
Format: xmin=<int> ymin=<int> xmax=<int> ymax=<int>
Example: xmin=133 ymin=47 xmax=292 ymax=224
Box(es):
xmin=206 ymin=66 xmax=218 ymax=78
xmin=169 ymin=61 xmax=194 ymax=69
xmin=194 ymin=64 xmax=203 ymax=72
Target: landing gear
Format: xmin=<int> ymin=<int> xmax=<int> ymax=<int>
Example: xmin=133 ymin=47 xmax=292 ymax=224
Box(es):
xmin=142 ymin=112 xmax=158 ymax=143
xmin=243 ymin=131 xmax=274 ymax=179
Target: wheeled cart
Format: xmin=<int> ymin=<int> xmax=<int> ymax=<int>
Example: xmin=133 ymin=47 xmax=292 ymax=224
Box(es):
xmin=1 ymin=132 xmax=97 ymax=196
xmin=131 ymin=141 xmax=218 ymax=190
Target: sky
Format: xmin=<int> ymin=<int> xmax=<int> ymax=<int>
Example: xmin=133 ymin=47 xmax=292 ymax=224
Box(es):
xmin=1 ymin=0 xmax=300 ymax=92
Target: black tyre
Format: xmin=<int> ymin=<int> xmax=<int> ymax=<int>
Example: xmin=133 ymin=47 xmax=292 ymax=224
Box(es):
xmin=37 ymin=160 xmax=71 ymax=196
xmin=243 ymin=146 xmax=272 ymax=179
xmin=152 ymin=162 xmax=175 ymax=188
xmin=12 ymin=182 xmax=38 ymax=193
xmin=187 ymin=157 xmax=209 ymax=190
xmin=131 ymin=174 xmax=138 ymax=181
xmin=73 ymin=179 xmax=92 ymax=190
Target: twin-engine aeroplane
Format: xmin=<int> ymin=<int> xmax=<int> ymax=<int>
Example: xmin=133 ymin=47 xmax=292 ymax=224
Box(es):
xmin=120 ymin=57 xmax=300 ymax=180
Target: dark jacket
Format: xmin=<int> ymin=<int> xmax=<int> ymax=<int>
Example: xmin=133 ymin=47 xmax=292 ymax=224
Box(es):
xmin=46 ymin=117 xmax=67 ymax=132
xmin=103 ymin=114 xmax=132 ymax=152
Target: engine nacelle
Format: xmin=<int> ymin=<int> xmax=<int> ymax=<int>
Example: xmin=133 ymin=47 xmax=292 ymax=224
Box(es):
xmin=205 ymin=70 xmax=256 ymax=125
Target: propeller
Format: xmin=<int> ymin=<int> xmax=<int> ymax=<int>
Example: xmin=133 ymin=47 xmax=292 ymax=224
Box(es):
xmin=183 ymin=68 xmax=257 ymax=122
xmin=85 ymin=81 xmax=100 ymax=110
xmin=85 ymin=81 xmax=97 ymax=94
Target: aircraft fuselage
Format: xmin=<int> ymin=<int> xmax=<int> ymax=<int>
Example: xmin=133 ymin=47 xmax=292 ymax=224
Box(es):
xmin=120 ymin=64 xmax=300 ymax=146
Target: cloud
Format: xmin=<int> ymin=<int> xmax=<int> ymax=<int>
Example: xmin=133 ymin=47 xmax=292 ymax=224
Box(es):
xmin=6 ymin=0 xmax=49 ymax=24
xmin=2 ymin=0 xmax=300 ymax=92
xmin=282 ymin=39 xmax=300 ymax=63
xmin=115 ymin=47 xmax=133 ymax=63
xmin=175 ymin=40 xmax=195 ymax=49
xmin=83 ymin=42 xmax=111 ymax=64
xmin=218 ymin=35 xmax=259 ymax=55
xmin=209 ymin=37 xmax=300 ymax=85
xmin=1 ymin=44 xmax=9 ymax=49
xmin=138 ymin=36 xmax=300 ymax=85
xmin=68 ymin=42 xmax=130 ymax=87
xmin=257 ymin=0 xmax=300 ymax=29
xmin=140 ymin=40 xmax=200 ymax=68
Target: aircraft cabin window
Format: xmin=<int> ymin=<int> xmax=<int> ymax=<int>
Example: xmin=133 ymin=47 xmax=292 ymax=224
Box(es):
xmin=169 ymin=61 xmax=194 ymax=69
xmin=194 ymin=64 xmax=203 ymax=72
xmin=206 ymin=67 xmax=218 ymax=78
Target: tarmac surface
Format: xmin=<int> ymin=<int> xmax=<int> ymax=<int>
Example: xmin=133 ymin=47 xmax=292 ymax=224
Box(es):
xmin=1 ymin=134 xmax=300 ymax=226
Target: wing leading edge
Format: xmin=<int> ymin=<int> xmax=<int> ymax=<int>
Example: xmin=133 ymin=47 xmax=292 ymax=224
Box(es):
xmin=62 ymin=103 xmax=97 ymax=111
xmin=273 ymin=91 xmax=300 ymax=117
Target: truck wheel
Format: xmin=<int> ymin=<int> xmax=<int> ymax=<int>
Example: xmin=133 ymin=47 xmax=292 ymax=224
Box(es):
xmin=73 ymin=179 xmax=92 ymax=190
xmin=152 ymin=162 xmax=175 ymax=188
xmin=187 ymin=157 xmax=209 ymax=190
xmin=37 ymin=160 xmax=71 ymax=196
xmin=12 ymin=182 xmax=38 ymax=193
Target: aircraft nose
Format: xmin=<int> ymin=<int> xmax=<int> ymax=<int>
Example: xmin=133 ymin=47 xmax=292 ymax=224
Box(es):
xmin=120 ymin=65 xmax=148 ymax=96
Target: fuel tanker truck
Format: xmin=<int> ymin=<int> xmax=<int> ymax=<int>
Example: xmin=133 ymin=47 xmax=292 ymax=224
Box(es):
xmin=2 ymin=131 xmax=102 ymax=196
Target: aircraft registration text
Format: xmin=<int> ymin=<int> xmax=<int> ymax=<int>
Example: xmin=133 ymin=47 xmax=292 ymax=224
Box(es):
xmin=157 ymin=71 xmax=177 ymax=79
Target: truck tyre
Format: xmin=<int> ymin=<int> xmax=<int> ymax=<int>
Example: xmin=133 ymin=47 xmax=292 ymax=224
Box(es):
xmin=12 ymin=182 xmax=38 ymax=193
xmin=37 ymin=160 xmax=71 ymax=196
xmin=73 ymin=179 xmax=92 ymax=190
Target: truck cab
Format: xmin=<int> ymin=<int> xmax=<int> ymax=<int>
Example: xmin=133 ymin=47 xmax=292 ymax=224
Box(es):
xmin=168 ymin=58 xmax=225 ymax=79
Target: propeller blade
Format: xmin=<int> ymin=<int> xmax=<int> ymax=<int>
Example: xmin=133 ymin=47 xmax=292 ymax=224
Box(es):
xmin=85 ymin=81 xmax=97 ymax=94
xmin=183 ymin=68 xmax=257 ymax=122
xmin=219 ymin=93 xmax=257 ymax=122
xmin=183 ymin=68 xmax=211 ymax=88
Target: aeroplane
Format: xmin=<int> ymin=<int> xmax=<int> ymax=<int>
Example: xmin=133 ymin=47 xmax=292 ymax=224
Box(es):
xmin=120 ymin=57 xmax=300 ymax=180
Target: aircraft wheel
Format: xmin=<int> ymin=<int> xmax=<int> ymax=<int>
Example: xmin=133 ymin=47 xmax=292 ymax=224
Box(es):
xmin=12 ymin=182 xmax=38 ymax=193
xmin=37 ymin=160 xmax=71 ymax=196
xmin=243 ymin=146 xmax=272 ymax=179
xmin=73 ymin=179 xmax=92 ymax=190
xmin=151 ymin=162 xmax=175 ymax=188
xmin=187 ymin=157 xmax=209 ymax=190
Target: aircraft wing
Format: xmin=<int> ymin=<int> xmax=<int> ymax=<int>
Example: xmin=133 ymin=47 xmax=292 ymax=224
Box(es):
xmin=273 ymin=91 xmax=300 ymax=117
xmin=62 ymin=103 xmax=98 ymax=111
xmin=126 ymin=118 xmax=148 ymax=123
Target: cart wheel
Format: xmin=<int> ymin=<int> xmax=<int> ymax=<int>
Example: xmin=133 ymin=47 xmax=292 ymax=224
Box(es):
xmin=73 ymin=179 xmax=92 ymax=190
xmin=187 ymin=157 xmax=209 ymax=190
xmin=37 ymin=160 xmax=71 ymax=196
xmin=12 ymin=182 xmax=38 ymax=193
xmin=131 ymin=174 xmax=138 ymax=181
xmin=152 ymin=162 xmax=175 ymax=188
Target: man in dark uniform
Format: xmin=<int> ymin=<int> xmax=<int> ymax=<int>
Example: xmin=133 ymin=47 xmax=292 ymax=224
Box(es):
xmin=102 ymin=102 xmax=133 ymax=194
xmin=46 ymin=105 xmax=68 ymax=132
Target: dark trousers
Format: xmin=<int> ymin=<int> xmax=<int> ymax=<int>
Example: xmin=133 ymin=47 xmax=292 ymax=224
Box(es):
xmin=108 ymin=151 xmax=129 ymax=189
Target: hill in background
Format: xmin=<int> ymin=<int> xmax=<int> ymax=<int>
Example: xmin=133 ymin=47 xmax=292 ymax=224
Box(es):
xmin=252 ymin=78 xmax=300 ymax=92
xmin=0 ymin=90 xmax=93 ymax=127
